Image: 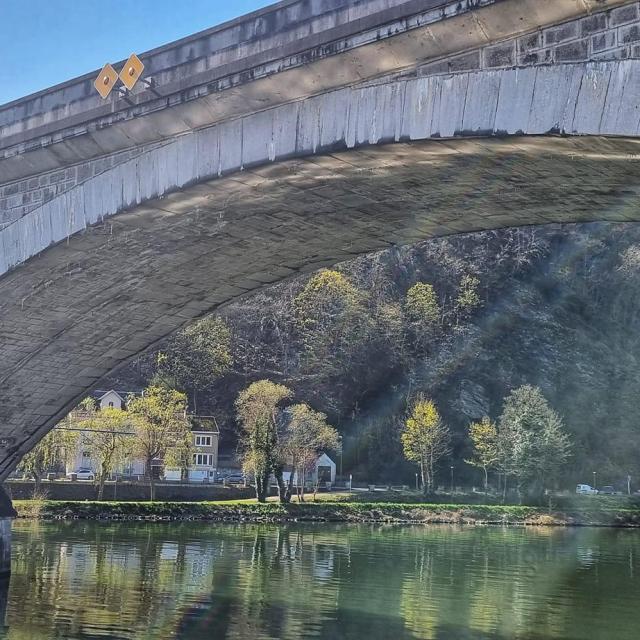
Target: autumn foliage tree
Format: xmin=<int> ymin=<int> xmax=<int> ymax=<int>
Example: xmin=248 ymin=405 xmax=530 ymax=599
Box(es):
xmin=465 ymin=416 xmax=499 ymax=492
xmin=293 ymin=270 xmax=371 ymax=373
xmin=17 ymin=427 xmax=77 ymax=493
xmin=401 ymin=396 xmax=450 ymax=494
xmin=455 ymin=274 xmax=481 ymax=322
xmin=77 ymin=407 xmax=133 ymax=500
xmin=281 ymin=403 xmax=340 ymax=502
xmin=127 ymin=386 xmax=192 ymax=501
xmin=404 ymin=282 xmax=441 ymax=351
xmin=235 ymin=380 xmax=293 ymax=503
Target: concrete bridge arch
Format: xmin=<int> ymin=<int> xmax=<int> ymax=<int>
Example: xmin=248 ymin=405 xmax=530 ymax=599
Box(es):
xmin=1 ymin=0 xmax=640 ymax=479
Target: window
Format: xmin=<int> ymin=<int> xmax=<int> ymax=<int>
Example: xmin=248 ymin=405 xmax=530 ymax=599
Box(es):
xmin=108 ymin=401 xmax=114 ymax=408
xmin=195 ymin=435 xmax=212 ymax=447
xmin=192 ymin=454 xmax=214 ymax=467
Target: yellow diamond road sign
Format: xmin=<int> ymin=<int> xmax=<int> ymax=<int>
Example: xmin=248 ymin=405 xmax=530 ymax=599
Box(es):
xmin=119 ymin=53 xmax=145 ymax=91
xmin=94 ymin=63 xmax=118 ymax=99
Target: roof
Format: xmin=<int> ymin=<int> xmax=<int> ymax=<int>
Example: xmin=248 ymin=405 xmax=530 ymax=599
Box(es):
xmin=188 ymin=415 xmax=220 ymax=435
xmin=95 ymin=390 xmax=125 ymax=402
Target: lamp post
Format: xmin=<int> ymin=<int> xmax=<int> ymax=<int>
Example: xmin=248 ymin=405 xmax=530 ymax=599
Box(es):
xmin=450 ymin=466 xmax=454 ymax=494
xmin=338 ymin=435 xmax=343 ymax=483
xmin=593 ymin=471 xmax=597 ymax=491
xmin=415 ymin=473 xmax=419 ymax=491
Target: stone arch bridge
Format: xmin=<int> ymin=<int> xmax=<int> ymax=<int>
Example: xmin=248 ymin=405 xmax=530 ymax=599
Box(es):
xmin=1 ymin=0 xmax=640 ymax=481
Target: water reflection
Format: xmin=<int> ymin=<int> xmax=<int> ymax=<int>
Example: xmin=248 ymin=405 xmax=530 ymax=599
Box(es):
xmin=3 ymin=522 xmax=639 ymax=639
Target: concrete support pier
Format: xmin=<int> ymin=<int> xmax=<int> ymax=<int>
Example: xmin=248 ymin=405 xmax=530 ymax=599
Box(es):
xmin=0 ymin=487 xmax=16 ymax=578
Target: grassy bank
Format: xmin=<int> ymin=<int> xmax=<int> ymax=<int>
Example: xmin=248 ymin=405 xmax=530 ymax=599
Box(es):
xmin=12 ymin=499 xmax=640 ymax=527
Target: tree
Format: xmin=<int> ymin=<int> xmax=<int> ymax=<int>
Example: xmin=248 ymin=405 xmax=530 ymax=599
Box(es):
xmin=455 ymin=274 xmax=481 ymax=319
xmin=76 ymin=407 xmax=133 ymax=500
xmin=293 ymin=269 xmax=370 ymax=371
xmin=466 ymin=417 xmax=499 ymax=492
xmin=498 ymin=385 xmax=571 ymax=502
xmin=401 ymin=396 xmax=450 ymax=494
xmin=281 ymin=403 xmax=341 ymax=502
xmin=17 ymin=427 xmax=77 ymax=492
xmin=404 ymin=282 xmax=440 ymax=351
xmin=158 ymin=316 xmax=232 ymax=410
xmin=235 ymin=380 xmax=292 ymax=502
xmin=126 ymin=386 xmax=192 ymax=501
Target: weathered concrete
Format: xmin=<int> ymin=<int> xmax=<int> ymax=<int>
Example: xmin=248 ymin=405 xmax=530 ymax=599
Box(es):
xmin=0 ymin=0 xmax=630 ymax=185
xmin=1 ymin=0 xmax=640 ymax=480
xmin=3 ymin=60 xmax=640 ymax=275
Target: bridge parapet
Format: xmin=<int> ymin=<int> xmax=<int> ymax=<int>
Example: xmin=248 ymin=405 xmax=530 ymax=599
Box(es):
xmin=0 ymin=0 xmax=629 ymax=189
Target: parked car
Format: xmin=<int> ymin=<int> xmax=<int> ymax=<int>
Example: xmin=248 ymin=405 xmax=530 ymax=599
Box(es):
xmin=66 ymin=468 xmax=95 ymax=481
xmin=599 ymin=485 xmax=616 ymax=495
xmin=576 ymin=484 xmax=598 ymax=495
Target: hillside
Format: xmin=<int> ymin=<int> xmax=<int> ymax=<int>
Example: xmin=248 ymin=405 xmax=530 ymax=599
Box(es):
xmin=106 ymin=222 xmax=640 ymax=488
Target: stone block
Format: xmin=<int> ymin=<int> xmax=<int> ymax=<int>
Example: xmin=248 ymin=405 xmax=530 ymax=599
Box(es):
xmin=484 ymin=42 xmax=515 ymax=68
xmin=619 ymin=24 xmax=640 ymax=44
xmin=555 ymin=39 xmax=589 ymax=62
xmin=518 ymin=32 xmax=542 ymax=53
xmin=610 ymin=4 xmax=639 ymax=27
xmin=581 ymin=13 xmax=608 ymax=36
xmin=448 ymin=51 xmax=481 ymax=72
xmin=76 ymin=163 xmax=91 ymax=182
xmin=591 ymin=46 xmax=629 ymax=60
xmin=518 ymin=49 xmax=553 ymax=66
xmin=418 ymin=60 xmax=449 ymax=76
xmin=592 ymin=31 xmax=617 ymax=52
xmin=544 ymin=22 xmax=579 ymax=46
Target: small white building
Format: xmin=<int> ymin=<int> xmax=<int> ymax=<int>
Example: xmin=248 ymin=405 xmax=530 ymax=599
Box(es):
xmin=284 ymin=452 xmax=337 ymax=487
xmin=96 ymin=390 xmax=125 ymax=410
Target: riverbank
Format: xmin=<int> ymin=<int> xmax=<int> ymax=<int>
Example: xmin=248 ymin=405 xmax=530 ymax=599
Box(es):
xmin=12 ymin=500 xmax=640 ymax=527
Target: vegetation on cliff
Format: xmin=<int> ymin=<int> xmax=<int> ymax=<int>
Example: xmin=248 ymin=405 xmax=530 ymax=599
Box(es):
xmin=94 ymin=223 xmax=640 ymax=491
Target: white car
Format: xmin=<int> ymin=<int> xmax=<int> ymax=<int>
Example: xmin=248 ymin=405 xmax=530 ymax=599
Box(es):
xmin=67 ymin=468 xmax=95 ymax=481
xmin=576 ymin=484 xmax=597 ymax=495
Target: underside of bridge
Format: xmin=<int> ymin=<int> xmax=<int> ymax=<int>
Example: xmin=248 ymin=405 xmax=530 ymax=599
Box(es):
xmin=1 ymin=133 xmax=640 ymax=477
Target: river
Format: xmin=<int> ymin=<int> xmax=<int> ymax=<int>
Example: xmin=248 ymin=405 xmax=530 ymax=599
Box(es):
xmin=1 ymin=521 xmax=638 ymax=639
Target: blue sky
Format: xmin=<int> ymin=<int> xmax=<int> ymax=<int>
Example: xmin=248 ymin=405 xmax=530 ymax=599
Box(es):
xmin=0 ymin=0 xmax=272 ymax=105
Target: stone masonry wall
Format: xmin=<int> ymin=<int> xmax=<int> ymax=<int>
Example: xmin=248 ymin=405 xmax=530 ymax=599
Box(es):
xmin=0 ymin=143 xmax=161 ymax=227
xmin=415 ymin=3 xmax=640 ymax=75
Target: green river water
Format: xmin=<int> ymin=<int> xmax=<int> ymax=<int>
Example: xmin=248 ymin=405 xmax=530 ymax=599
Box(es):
xmin=1 ymin=520 xmax=638 ymax=639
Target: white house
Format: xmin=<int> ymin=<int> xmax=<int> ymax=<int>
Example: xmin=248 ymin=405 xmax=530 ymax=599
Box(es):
xmin=163 ymin=418 xmax=220 ymax=483
xmin=96 ymin=390 xmax=125 ymax=410
xmin=284 ymin=452 xmax=337 ymax=487
xmin=65 ymin=391 xmax=219 ymax=482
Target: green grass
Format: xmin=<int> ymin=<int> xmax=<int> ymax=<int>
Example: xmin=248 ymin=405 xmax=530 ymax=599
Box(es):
xmin=11 ymin=498 xmax=640 ymax=527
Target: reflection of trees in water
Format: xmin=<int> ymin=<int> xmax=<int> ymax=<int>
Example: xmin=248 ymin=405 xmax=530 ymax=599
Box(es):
xmin=4 ymin=522 xmax=640 ymax=639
